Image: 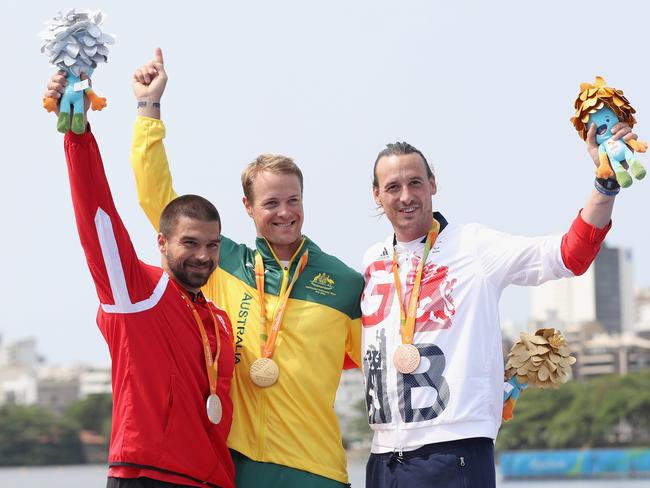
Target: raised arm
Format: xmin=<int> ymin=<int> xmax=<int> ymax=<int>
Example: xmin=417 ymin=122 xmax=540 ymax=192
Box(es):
xmin=130 ymin=48 xmax=178 ymax=231
xmin=579 ymin=122 xmax=625 ymax=229
xmin=65 ymin=131 xmax=152 ymax=305
xmin=46 ymin=74 xmax=163 ymax=309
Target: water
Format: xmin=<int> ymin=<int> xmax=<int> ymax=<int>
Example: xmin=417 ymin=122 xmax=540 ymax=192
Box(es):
xmin=0 ymin=463 xmax=648 ymax=487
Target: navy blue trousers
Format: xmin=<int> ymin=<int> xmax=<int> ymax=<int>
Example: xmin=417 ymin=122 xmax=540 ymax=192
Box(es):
xmin=366 ymin=437 xmax=496 ymax=488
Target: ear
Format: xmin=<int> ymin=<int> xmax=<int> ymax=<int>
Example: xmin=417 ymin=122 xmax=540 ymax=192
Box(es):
xmin=243 ymin=196 xmax=254 ymax=218
xmin=157 ymin=232 xmax=167 ymax=254
xmin=429 ymin=176 xmax=437 ymax=196
xmin=373 ymin=186 xmax=382 ymax=207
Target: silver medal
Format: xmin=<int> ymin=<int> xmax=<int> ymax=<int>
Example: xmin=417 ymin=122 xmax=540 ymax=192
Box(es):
xmin=206 ymin=393 xmax=222 ymax=424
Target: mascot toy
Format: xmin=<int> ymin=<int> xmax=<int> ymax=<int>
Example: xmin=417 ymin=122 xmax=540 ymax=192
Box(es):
xmin=571 ymin=76 xmax=647 ymax=188
xmin=40 ymin=9 xmax=114 ymax=134
xmin=502 ymin=328 xmax=576 ymax=422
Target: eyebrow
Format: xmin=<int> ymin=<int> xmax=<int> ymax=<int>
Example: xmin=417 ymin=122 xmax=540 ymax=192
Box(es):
xmin=179 ymin=235 xmax=222 ymax=243
xmin=262 ymin=194 xmax=301 ymax=203
xmin=383 ymin=175 xmax=424 ymax=188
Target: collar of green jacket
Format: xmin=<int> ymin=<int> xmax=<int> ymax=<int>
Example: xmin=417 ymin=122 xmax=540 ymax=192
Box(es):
xmin=256 ymin=235 xmax=311 ymax=273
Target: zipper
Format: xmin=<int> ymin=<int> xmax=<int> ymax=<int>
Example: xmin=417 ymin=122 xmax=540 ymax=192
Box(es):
xmin=255 ymin=241 xmax=298 ymax=459
xmin=254 ymin=239 xmax=306 ymax=458
xmin=388 ymin=448 xmax=404 ymax=466
xmin=256 ymin=385 xmax=267 ymax=458
xmin=460 ymin=456 xmax=466 ymax=467
xmin=255 ymin=268 xmax=287 ymax=459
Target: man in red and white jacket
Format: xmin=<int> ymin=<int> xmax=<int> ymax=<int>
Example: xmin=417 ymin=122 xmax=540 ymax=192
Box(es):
xmin=46 ymin=77 xmax=235 ymax=488
xmin=361 ymin=123 xmax=632 ymax=487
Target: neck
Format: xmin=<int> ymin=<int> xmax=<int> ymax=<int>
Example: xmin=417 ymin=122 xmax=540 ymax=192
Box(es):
xmin=269 ymin=238 xmax=303 ymax=261
xmin=395 ymin=232 xmax=427 ymax=244
xmin=395 ymin=220 xmax=433 ymax=243
xmin=163 ymin=264 xmax=201 ymax=295
xmin=174 ymin=276 xmax=201 ymax=295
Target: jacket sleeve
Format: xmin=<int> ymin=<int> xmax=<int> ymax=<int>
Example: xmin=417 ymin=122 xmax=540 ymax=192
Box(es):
xmin=343 ymin=272 xmax=365 ymax=369
xmin=475 ymin=211 xmax=610 ymax=291
xmin=560 ymin=210 xmax=611 ymax=276
xmin=130 ymin=116 xmax=178 ymax=231
xmin=343 ymin=317 xmax=362 ymax=369
xmin=64 ymin=130 xmax=164 ymax=312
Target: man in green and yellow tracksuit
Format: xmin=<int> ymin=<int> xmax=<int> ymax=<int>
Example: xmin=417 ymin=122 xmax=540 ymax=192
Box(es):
xmin=130 ymin=49 xmax=363 ymax=488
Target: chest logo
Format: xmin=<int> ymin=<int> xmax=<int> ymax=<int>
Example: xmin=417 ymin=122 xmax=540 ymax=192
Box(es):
xmin=306 ymin=272 xmax=336 ymax=297
xmin=361 ymin=258 xmax=457 ymax=331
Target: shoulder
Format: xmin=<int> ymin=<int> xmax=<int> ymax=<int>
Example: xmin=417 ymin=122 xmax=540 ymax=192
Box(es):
xmin=451 ymin=222 xmax=505 ymax=243
xmin=362 ymin=240 xmax=391 ymax=271
xmin=217 ymin=235 xmax=256 ymax=286
xmin=305 ymin=239 xmax=363 ymax=287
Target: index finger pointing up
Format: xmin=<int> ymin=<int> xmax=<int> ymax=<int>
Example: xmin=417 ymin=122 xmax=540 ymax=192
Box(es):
xmin=155 ymin=47 xmax=164 ymax=66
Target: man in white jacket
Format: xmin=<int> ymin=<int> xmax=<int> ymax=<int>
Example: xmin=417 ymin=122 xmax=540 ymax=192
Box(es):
xmin=360 ymin=123 xmax=632 ymax=487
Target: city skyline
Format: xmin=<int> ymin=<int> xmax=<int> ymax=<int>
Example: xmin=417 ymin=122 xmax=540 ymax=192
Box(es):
xmin=2 ymin=1 xmax=649 ymax=364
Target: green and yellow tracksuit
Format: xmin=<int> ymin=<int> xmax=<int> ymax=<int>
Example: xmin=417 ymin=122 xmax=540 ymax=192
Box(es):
xmin=131 ymin=117 xmax=363 ymax=485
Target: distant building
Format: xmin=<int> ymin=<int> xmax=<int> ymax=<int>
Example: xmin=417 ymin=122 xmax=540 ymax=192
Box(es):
xmin=531 ymin=243 xmax=635 ymax=335
xmin=0 ymin=336 xmax=110 ymax=413
xmin=594 ymin=245 xmax=635 ymax=335
xmin=0 ymin=337 xmax=41 ymax=406
xmin=335 ymin=369 xmax=364 ymax=424
xmin=37 ymin=365 xmax=81 ymax=415
xmin=572 ymin=333 xmax=650 ymax=380
xmin=79 ymin=366 xmax=112 ymax=398
xmin=334 ymin=369 xmax=369 ymax=448
xmin=0 ymin=366 xmax=37 ymax=405
xmin=0 ymin=337 xmax=43 ymax=369
xmin=636 ymin=288 xmax=650 ymax=339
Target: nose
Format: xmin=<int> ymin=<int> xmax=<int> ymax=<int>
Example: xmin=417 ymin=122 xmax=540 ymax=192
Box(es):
xmin=193 ymin=246 xmax=210 ymax=262
xmin=276 ymin=203 xmax=291 ymax=217
xmin=399 ymin=185 xmax=415 ymax=205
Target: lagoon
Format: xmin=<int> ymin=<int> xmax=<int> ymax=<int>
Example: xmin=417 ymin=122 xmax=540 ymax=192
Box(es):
xmin=1 ymin=463 xmax=649 ymax=487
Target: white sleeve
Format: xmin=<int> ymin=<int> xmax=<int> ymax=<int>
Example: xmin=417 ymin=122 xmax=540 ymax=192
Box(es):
xmin=469 ymin=224 xmax=573 ymax=290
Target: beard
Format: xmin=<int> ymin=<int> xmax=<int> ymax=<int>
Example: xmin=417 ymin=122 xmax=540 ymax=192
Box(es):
xmin=166 ymin=252 xmax=216 ymax=290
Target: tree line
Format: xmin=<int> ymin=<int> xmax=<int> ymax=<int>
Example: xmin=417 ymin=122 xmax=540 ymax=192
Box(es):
xmin=2 ymin=370 xmax=649 ymax=465
xmin=497 ymin=369 xmax=650 ymax=450
xmin=0 ymin=393 xmax=111 ymax=466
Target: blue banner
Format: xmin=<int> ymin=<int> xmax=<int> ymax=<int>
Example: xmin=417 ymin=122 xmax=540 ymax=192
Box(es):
xmin=499 ymin=448 xmax=650 ymax=478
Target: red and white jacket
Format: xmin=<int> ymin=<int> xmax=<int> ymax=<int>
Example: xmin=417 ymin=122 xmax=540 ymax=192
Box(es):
xmin=360 ymin=212 xmax=609 ymax=453
xmin=64 ymin=131 xmax=235 ymax=488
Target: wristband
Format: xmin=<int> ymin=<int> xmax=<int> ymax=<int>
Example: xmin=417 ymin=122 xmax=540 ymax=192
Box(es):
xmin=137 ymin=99 xmax=161 ymax=109
xmin=594 ymin=177 xmax=620 ymax=196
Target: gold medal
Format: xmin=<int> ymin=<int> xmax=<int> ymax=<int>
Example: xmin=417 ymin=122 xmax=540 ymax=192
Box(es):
xmin=393 ymin=344 xmax=420 ymax=374
xmin=206 ymin=393 xmax=222 ymax=424
xmin=250 ymin=357 xmax=280 ymax=387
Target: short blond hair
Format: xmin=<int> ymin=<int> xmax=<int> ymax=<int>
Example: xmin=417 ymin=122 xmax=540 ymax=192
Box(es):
xmin=241 ymin=154 xmax=304 ymax=202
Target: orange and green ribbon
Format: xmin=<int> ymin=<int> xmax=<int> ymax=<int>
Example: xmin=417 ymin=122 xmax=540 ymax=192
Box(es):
xmin=254 ymin=249 xmax=309 ymax=359
xmin=172 ymin=281 xmax=222 ymax=396
xmin=392 ymin=219 xmax=440 ymax=345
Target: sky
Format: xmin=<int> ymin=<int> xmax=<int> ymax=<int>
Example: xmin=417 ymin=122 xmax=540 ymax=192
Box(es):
xmin=2 ymin=1 xmax=649 ymax=365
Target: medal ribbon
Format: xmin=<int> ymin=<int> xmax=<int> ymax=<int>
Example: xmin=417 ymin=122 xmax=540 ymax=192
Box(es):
xmin=392 ymin=219 xmax=440 ymax=345
xmin=254 ymin=249 xmax=309 ymax=358
xmin=172 ymin=281 xmax=222 ymax=396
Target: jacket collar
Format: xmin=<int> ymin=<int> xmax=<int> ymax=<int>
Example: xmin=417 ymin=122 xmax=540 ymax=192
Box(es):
xmin=392 ymin=212 xmax=448 ymax=246
xmin=254 ymin=235 xmax=311 ymax=271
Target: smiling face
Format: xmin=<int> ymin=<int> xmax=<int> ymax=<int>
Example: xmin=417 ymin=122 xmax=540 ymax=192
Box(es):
xmin=590 ymin=106 xmax=620 ymax=145
xmin=243 ymin=170 xmax=304 ymax=260
xmin=158 ymin=216 xmax=221 ymax=293
xmin=373 ymin=152 xmax=437 ymax=242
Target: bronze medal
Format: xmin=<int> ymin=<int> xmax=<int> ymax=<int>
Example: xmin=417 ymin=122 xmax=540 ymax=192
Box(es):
xmin=250 ymin=357 xmax=280 ymax=387
xmin=393 ymin=344 xmax=420 ymax=374
xmin=206 ymin=393 xmax=222 ymax=424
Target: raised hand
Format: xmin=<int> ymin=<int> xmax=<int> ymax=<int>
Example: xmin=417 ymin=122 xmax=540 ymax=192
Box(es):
xmin=133 ymin=48 xmax=168 ymax=106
